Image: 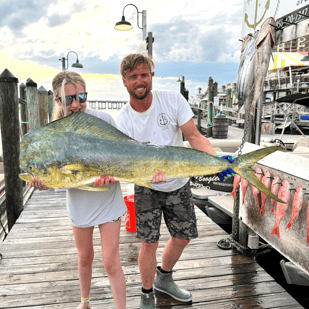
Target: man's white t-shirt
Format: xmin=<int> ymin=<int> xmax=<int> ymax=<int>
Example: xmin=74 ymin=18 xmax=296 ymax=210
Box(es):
xmin=115 ymin=90 xmax=194 ymax=192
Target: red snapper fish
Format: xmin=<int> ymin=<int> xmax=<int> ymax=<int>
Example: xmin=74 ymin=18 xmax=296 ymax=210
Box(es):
xmin=252 ymin=167 xmax=263 ymax=209
xmin=230 ymin=174 xmax=241 ymax=198
xmin=286 ymin=185 xmax=304 ymax=231
xmin=260 ymin=170 xmax=272 ymax=215
xmin=270 ymin=179 xmax=291 ymax=239
xmin=241 ymin=177 xmax=249 ymax=204
xmin=270 ymin=175 xmax=281 ymax=214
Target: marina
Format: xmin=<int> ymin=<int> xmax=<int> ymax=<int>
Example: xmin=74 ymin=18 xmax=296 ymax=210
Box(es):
xmin=2 ymin=1 xmax=309 ymax=308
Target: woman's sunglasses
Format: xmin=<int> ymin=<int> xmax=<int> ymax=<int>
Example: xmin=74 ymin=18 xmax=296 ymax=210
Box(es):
xmin=58 ymin=92 xmax=88 ymax=106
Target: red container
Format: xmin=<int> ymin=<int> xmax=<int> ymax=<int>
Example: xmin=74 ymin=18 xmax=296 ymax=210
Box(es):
xmin=124 ymin=195 xmax=136 ymax=233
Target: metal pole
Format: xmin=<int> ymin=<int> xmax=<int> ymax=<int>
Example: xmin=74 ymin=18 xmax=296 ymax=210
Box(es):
xmin=147 ymin=32 xmax=153 ymax=57
xmin=61 ymin=57 xmax=66 ymax=71
xmin=142 ymin=10 xmax=147 ymax=40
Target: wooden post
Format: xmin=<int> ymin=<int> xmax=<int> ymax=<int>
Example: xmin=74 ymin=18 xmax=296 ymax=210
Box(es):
xmin=48 ymin=90 xmax=54 ymax=122
xmin=26 ymin=78 xmax=40 ymax=131
xmin=226 ymin=88 xmax=232 ymax=125
xmin=208 ymin=77 xmax=214 ymax=102
xmin=38 ymin=86 xmax=48 ymax=126
xmin=19 ymin=83 xmax=28 ymax=135
xmin=0 ymin=69 xmax=23 ymax=231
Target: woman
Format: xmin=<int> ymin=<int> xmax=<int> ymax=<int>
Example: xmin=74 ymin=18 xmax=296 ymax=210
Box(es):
xmin=30 ymin=71 xmax=126 ymax=309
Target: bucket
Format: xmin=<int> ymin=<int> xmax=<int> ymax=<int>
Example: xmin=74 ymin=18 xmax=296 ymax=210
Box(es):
xmin=124 ymin=195 xmax=136 ymax=233
xmin=212 ymin=115 xmax=228 ymax=139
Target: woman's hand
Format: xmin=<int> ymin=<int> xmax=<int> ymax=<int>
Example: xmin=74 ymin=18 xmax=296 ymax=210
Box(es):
xmin=151 ymin=170 xmax=166 ymax=184
xmin=30 ymin=177 xmax=49 ymax=190
xmin=94 ymin=175 xmax=115 ymax=187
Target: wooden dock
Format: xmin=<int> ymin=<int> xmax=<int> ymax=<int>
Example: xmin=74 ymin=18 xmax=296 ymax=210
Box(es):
xmin=0 ymin=184 xmax=304 ymax=309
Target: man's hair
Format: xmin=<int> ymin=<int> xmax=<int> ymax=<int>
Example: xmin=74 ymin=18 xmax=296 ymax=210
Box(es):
xmin=120 ymin=53 xmax=154 ymax=78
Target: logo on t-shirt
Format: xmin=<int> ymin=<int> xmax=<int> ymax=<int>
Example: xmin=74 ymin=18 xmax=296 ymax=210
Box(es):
xmin=157 ymin=113 xmax=170 ymax=128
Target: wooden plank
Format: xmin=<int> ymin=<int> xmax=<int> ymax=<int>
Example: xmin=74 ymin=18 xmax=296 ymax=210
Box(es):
xmin=0 ymin=187 xmax=304 ymax=308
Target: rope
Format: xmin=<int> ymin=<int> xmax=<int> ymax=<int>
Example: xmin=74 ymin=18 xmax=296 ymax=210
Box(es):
xmin=0 ymin=220 xmax=8 ymax=241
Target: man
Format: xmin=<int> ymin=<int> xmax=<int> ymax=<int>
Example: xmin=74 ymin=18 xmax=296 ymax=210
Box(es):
xmin=115 ymin=53 xmax=219 ymax=309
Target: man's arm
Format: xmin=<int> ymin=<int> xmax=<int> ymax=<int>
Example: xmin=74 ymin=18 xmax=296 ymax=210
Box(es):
xmin=180 ymin=118 xmax=216 ymax=155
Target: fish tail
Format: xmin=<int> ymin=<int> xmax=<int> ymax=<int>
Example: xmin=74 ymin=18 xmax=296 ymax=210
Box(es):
xmin=231 ymin=146 xmax=283 ymax=203
xmin=270 ymin=226 xmax=280 ymax=238
xmin=286 ymin=221 xmax=292 ymax=231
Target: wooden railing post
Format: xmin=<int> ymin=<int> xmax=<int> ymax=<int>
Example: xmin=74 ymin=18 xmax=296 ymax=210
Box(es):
xmin=19 ymin=83 xmax=28 ymax=135
xmin=48 ymin=90 xmax=54 ymax=122
xmin=38 ymin=86 xmax=48 ymax=126
xmin=26 ymin=78 xmax=40 ymax=131
xmin=0 ymin=69 xmax=23 ymax=231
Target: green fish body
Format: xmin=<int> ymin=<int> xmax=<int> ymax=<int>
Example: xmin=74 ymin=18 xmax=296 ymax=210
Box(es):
xmin=19 ymin=111 xmax=283 ymax=202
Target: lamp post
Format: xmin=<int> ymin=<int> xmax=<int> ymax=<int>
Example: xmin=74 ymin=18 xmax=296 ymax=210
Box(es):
xmin=59 ymin=51 xmax=83 ymax=71
xmin=114 ymin=4 xmax=153 ymax=56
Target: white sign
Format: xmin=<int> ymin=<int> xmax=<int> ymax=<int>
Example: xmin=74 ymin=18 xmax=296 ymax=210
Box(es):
xmin=241 ymin=0 xmax=309 ymax=38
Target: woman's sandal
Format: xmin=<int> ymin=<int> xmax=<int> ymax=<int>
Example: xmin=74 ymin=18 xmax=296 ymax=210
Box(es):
xmin=77 ymin=296 xmax=90 ymax=309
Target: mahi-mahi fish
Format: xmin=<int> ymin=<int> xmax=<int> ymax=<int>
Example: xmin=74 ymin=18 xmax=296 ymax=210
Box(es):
xmin=19 ymin=111 xmax=283 ymax=202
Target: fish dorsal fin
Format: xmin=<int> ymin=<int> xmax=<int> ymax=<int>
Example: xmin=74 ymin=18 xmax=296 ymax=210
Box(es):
xmin=26 ymin=111 xmax=139 ymax=144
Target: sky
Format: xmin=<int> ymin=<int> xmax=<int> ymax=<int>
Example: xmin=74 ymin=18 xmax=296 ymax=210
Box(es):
xmin=0 ymin=0 xmax=244 ymax=102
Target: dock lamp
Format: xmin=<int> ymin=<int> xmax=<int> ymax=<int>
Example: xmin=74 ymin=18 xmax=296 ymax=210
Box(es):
xmin=60 ymin=51 xmax=83 ymax=71
xmin=114 ymin=4 xmax=147 ymax=40
xmin=114 ymin=4 xmax=154 ymax=56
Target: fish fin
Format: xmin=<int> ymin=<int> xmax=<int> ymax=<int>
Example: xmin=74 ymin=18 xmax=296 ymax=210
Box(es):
xmin=236 ymin=168 xmax=283 ymax=203
xmin=260 ymin=205 xmax=265 ymax=215
xmin=270 ymin=226 xmax=280 ymax=238
xmin=77 ymin=185 xmax=109 ymax=191
xmin=230 ymin=191 xmax=235 ymax=198
xmin=63 ymin=164 xmax=86 ymax=171
xmin=232 ymin=146 xmax=284 ymax=202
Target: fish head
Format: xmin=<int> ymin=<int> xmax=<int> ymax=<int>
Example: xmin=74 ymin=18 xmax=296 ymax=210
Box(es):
xmin=19 ymin=172 xmax=34 ymax=183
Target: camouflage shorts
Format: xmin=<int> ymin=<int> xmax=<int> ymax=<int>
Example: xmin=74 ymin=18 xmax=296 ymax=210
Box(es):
xmin=134 ymin=182 xmax=198 ymax=243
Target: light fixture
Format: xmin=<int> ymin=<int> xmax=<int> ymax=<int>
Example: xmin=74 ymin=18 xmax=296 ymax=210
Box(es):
xmin=59 ymin=51 xmax=83 ymax=71
xmin=177 ymin=75 xmax=184 ymax=82
xmin=114 ymin=16 xmax=133 ymax=31
xmin=114 ymin=4 xmax=147 ymax=40
xmin=301 ymin=51 xmax=309 ymax=62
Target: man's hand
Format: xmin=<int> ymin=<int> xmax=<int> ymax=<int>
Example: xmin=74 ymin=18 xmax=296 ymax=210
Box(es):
xmin=30 ymin=177 xmax=48 ymax=190
xmin=151 ymin=170 xmax=166 ymax=184
xmin=94 ymin=175 xmax=115 ymax=187
xmin=217 ymin=155 xmax=236 ymax=181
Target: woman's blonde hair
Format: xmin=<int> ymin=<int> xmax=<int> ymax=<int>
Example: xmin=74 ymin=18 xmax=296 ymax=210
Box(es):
xmin=52 ymin=71 xmax=86 ymax=119
xmin=120 ymin=53 xmax=154 ymax=78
